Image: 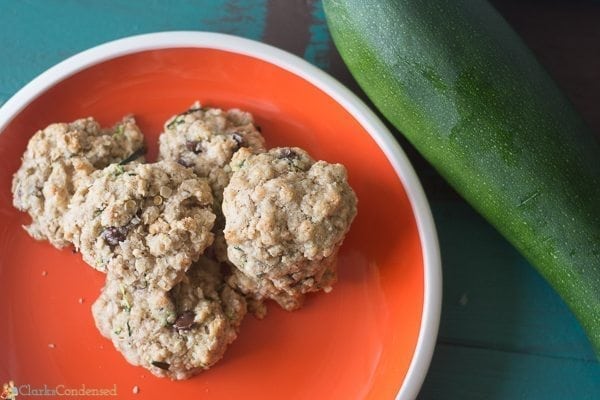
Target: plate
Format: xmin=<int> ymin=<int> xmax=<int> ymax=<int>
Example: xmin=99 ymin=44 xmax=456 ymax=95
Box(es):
xmin=0 ymin=32 xmax=441 ymax=399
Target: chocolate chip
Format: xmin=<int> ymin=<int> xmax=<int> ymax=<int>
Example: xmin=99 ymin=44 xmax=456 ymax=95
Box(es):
xmin=185 ymin=140 xmax=203 ymax=154
xmin=204 ymin=245 xmax=215 ymax=260
xmin=219 ymin=262 xmax=231 ymax=276
xmin=174 ymin=311 xmax=195 ymax=330
xmin=151 ymin=361 xmax=170 ymax=370
xmin=177 ymin=157 xmax=194 ymax=168
xmin=102 ymin=226 xmax=128 ymax=247
xmin=231 ymin=132 xmax=245 ymax=149
xmin=278 ymin=148 xmax=298 ymax=160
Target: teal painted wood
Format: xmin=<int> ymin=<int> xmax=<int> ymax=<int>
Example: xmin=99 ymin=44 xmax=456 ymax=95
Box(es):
xmin=0 ymin=0 xmax=267 ymax=104
xmin=1 ymin=0 xmax=599 ymax=398
xmin=303 ymin=0 xmax=331 ymax=69
xmin=420 ymin=344 xmax=600 ymax=400
xmin=433 ymin=201 xmax=597 ymax=361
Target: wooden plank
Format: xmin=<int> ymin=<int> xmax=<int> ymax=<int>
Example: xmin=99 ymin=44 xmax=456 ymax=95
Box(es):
xmin=0 ymin=0 xmax=268 ymax=95
xmin=263 ymin=0 xmax=312 ymax=57
xmin=302 ymin=0 xmax=331 ymax=69
xmin=433 ymin=201 xmax=597 ymax=361
xmin=420 ymin=344 xmax=600 ymax=399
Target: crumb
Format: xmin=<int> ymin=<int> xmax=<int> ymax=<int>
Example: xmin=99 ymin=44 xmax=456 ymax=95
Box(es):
xmin=78 ymin=297 xmax=85 ymax=304
xmin=41 ymin=270 xmax=47 ymax=276
xmin=132 ymin=386 xmax=139 ymax=394
xmin=48 ymin=343 xmax=55 ymax=349
xmin=459 ymin=293 xmax=468 ymax=306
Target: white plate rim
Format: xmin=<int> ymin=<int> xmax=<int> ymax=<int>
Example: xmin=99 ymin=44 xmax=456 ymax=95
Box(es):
xmin=0 ymin=31 xmax=441 ymax=400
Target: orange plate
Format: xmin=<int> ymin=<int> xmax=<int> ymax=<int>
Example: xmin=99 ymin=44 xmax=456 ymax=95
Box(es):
xmin=0 ymin=34 xmax=436 ymax=399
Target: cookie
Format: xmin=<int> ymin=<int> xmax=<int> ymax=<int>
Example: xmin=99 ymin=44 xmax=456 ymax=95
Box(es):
xmin=158 ymin=103 xmax=266 ymax=263
xmin=92 ymin=257 xmax=247 ymax=380
xmin=63 ymin=161 xmax=215 ymax=291
xmin=158 ymin=102 xmax=265 ymax=203
xmin=11 ymin=116 xmax=144 ymax=248
xmin=222 ymin=147 xmax=357 ymax=310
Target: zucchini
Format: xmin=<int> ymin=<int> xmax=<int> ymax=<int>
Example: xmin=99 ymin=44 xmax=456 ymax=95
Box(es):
xmin=324 ymin=0 xmax=600 ymax=355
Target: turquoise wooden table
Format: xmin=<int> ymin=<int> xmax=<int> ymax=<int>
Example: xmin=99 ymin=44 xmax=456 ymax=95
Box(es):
xmin=2 ymin=0 xmax=599 ymax=398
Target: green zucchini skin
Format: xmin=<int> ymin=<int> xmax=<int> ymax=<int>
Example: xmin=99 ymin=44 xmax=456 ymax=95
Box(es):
xmin=324 ymin=0 xmax=600 ymax=355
